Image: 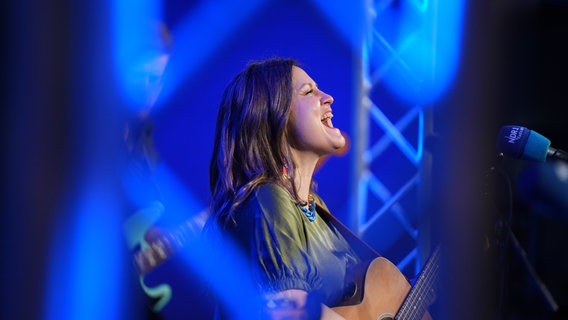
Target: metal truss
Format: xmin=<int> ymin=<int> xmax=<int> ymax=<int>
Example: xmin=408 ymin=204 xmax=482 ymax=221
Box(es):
xmin=353 ymin=0 xmax=433 ymax=277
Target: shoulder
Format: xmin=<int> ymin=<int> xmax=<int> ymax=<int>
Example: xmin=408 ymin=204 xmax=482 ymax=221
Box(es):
xmin=251 ymin=183 xmax=295 ymax=213
xmin=241 ymin=183 xmax=299 ymax=224
xmin=255 ymin=183 xmax=292 ymax=202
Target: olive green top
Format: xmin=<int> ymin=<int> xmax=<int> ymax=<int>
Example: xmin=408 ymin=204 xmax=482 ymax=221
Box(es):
xmin=225 ymin=183 xmax=363 ymax=306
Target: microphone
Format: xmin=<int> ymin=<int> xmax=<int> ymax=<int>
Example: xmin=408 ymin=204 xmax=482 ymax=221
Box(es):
xmin=496 ymin=125 xmax=568 ymax=162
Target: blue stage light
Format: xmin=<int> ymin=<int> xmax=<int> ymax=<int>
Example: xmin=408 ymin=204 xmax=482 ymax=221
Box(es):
xmin=373 ymin=0 xmax=465 ymax=105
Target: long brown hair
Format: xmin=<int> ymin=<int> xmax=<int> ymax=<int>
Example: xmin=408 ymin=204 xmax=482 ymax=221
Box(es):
xmin=209 ymin=57 xmax=304 ymax=224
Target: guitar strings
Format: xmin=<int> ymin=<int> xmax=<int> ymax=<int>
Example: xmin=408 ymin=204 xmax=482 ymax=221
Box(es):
xmin=396 ymin=246 xmax=441 ymax=319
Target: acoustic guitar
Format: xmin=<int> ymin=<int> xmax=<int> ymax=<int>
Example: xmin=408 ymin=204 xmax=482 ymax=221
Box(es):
xmin=333 ymin=245 xmax=440 ymax=320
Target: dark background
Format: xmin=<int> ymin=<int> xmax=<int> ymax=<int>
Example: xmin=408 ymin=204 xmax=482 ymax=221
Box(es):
xmin=3 ymin=0 xmax=568 ymax=319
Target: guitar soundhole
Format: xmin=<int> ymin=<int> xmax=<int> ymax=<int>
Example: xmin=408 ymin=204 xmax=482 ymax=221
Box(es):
xmin=377 ymin=312 xmax=394 ymax=320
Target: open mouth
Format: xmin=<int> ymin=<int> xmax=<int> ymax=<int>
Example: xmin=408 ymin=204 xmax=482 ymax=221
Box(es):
xmin=321 ymin=113 xmax=334 ymax=128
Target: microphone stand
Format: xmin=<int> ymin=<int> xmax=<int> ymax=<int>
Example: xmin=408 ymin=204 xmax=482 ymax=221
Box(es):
xmin=488 ymin=154 xmax=559 ymax=316
xmin=501 ymin=220 xmax=558 ymax=313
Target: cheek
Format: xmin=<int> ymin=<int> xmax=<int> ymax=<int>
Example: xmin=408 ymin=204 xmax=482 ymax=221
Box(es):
xmin=288 ymin=101 xmax=320 ymax=142
xmin=287 ymin=114 xmax=311 ymax=147
xmin=291 ymin=101 xmax=316 ymax=125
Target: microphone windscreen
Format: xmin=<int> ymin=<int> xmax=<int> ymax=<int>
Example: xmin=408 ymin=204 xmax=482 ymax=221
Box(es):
xmin=524 ymin=130 xmax=551 ymax=162
xmin=496 ymin=125 xmax=551 ymax=162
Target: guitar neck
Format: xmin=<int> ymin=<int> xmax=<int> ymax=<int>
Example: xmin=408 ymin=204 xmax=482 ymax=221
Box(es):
xmin=134 ymin=216 xmax=205 ymax=275
xmin=395 ymin=245 xmax=441 ymax=319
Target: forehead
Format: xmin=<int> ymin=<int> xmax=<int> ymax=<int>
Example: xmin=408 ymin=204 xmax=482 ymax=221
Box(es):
xmin=292 ymin=66 xmax=315 ymax=87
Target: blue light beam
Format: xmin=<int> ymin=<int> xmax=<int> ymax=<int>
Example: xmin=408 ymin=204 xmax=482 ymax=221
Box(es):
xmin=44 ymin=184 xmax=126 ymax=320
xmin=373 ymin=0 xmax=466 ymax=105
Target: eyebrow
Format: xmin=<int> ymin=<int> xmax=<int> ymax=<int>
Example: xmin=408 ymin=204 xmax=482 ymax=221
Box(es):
xmin=298 ymin=82 xmax=318 ymax=91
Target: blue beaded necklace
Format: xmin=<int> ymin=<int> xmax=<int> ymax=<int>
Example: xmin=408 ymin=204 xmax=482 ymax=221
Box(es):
xmin=298 ymin=195 xmax=316 ymax=222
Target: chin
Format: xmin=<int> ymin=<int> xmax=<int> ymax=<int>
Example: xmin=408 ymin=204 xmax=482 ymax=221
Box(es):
xmin=332 ymin=137 xmax=348 ymax=154
xmin=331 ymin=143 xmax=346 ymax=154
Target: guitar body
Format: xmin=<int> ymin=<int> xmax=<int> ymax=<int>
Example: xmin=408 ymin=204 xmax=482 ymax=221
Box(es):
xmin=333 ymin=257 xmax=432 ymax=320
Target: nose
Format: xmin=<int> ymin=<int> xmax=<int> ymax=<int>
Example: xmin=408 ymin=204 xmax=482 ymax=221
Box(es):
xmin=321 ymin=90 xmax=334 ymax=105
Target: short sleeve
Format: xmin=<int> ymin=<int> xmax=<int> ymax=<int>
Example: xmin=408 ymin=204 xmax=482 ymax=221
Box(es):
xmin=226 ymin=183 xmax=364 ymax=307
xmin=236 ymin=184 xmax=321 ymax=295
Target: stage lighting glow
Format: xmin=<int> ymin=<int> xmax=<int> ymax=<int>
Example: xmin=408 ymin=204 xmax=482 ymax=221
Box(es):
xmin=307 ymin=0 xmax=367 ymax=50
xmin=112 ymin=0 xmax=267 ymax=111
xmin=373 ymin=0 xmax=465 ymax=105
xmin=112 ymin=0 xmax=165 ymax=111
xmin=158 ymin=0 xmax=266 ymax=103
xmin=172 ymin=230 xmax=261 ymax=319
xmin=44 ymin=186 xmax=125 ymax=320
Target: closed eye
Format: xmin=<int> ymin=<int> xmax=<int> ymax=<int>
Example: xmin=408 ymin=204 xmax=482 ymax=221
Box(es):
xmin=299 ymin=83 xmax=317 ymax=96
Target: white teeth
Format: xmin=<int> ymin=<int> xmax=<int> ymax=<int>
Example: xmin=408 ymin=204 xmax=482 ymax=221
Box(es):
xmin=321 ymin=113 xmax=334 ymax=128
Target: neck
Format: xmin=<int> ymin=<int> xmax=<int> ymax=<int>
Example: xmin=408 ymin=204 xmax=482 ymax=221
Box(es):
xmin=290 ymin=149 xmax=319 ymax=201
